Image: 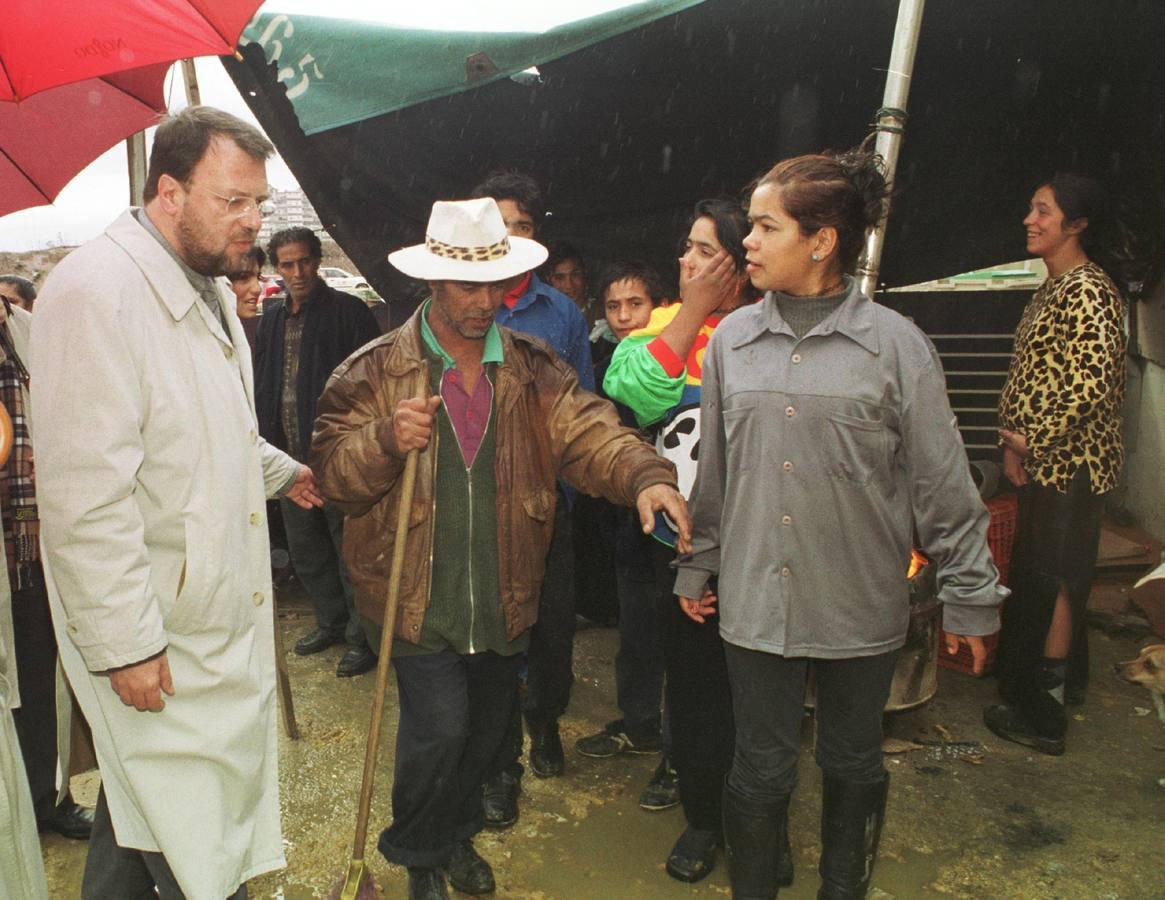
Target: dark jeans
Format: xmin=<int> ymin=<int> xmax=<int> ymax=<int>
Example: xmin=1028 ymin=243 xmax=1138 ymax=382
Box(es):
xmin=725 ymin=645 xmax=897 ymax=802
xmin=10 ymin=564 xmax=61 ymax=820
xmin=653 ymin=540 xmax=734 ymax=833
xmin=614 ymin=543 xmax=665 ymax=743
xmin=499 ymin=489 xmax=576 ymax=775
xmin=279 ymin=498 xmax=366 ymax=648
xmin=83 ymin=789 xmax=247 ymax=900
xmin=378 ymin=650 xmax=522 ymax=868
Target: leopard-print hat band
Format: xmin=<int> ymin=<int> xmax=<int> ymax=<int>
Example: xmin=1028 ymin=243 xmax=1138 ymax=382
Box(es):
xmin=424 ymin=234 xmax=511 ymax=262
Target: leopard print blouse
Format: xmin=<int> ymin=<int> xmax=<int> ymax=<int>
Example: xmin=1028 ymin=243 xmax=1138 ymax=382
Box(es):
xmin=998 ymin=262 xmax=1126 ymax=493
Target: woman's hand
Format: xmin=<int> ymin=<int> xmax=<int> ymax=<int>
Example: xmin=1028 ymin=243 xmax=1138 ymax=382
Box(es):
xmin=679 ymin=250 xmax=738 ymax=319
xmin=943 ymin=632 xmax=989 ymax=675
xmin=1001 ymin=445 xmax=1029 ymax=487
xmin=998 ymin=428 xmax=1030 ymax=458
xmin=678 ymin=589 xmax=717 ymax=624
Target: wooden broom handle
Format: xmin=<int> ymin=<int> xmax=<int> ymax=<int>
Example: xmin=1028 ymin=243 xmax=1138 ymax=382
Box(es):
xmin=350 ymin=441 xmax=420 ymax=859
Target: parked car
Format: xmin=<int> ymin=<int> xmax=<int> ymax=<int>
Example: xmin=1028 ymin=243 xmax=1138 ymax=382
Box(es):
xmin=319 ymin=267 xmax=370 ymax=291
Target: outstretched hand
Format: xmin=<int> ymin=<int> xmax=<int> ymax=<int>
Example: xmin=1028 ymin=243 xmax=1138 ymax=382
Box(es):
xmin=636 ymin=483 xmax=691 ymax=553
xmin=285 ymin=464 xmax=325 ymax=509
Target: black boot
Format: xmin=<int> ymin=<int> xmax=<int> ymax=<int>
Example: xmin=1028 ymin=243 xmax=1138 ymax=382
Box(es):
xmin=722 ymin=780 xmax=789 ymax=899
xmin=817 ymin=773 xmax=888 ymax=900
xmin=407 ymin=867 xmax=450 ymax=900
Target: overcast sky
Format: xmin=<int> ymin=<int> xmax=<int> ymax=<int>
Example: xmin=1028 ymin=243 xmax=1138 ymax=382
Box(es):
xmin=0 ymin=0 xmax=652 ymax=252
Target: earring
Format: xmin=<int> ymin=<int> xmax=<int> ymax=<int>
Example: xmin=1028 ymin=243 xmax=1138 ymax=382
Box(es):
xmin=811 ymin=253 xmax=821 ymax=261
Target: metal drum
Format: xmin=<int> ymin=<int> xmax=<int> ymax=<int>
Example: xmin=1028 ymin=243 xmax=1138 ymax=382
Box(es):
xmin=805 ymin=558 xmax=940 ymax=712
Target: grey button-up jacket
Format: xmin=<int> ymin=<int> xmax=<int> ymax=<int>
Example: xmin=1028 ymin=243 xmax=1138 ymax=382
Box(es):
xmin=673 ymin=281 xmax=1004 ymax=657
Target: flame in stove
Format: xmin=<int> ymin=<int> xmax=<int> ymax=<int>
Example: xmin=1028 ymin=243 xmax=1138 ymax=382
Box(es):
xmin=907 ymin=549 xmax=927 ymax=580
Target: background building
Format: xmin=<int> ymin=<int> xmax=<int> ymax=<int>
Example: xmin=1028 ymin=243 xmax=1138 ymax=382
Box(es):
xmin=259 ymin=188 xmax=323 ymax=242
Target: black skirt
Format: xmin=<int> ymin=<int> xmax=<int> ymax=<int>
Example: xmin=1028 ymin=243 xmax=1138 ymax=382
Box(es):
xmin=996 ymin=464 xmax=1105 ymax=686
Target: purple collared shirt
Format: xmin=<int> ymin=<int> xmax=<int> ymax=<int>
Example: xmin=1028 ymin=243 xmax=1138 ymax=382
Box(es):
xmin=440 ymin=367 xmax=493 ymax=468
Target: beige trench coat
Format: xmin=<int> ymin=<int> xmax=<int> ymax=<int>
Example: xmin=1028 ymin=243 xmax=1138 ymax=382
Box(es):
xmin=30 ymin=210 xmax=299 ymax=899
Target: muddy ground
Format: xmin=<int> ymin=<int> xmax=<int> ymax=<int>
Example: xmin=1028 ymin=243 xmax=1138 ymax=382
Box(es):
xmin=42 ymin=572 xmax=1165 ymax=899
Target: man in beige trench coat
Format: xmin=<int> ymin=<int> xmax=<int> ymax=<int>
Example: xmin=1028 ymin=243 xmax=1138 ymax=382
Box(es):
xmin=30 ymin=107 xmax=320 ymax=899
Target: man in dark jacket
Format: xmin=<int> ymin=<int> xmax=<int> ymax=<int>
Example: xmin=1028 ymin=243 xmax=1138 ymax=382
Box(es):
xmin=255 ymin=227 xmax=381 ymax=676
xmin=311 ymin=197 xmax=688 ymax=900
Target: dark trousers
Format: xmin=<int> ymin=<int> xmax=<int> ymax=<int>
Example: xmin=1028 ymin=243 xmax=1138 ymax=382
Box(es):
xmin=572 ymin=493 xmax=619 ymax=625
xmin=10 ymin=564 xmax=61 ymax=820
xmin=83 ymin=789 xmax=247 ymax=900
xmin=614 ymin=551 xmax=665 ymax=743
xmin=724 ymin=644 xmax=897 ymax=802
xmin=279 ymin=498 xmax=366 ymax=648
xmin=499 ymin=490 xmax=576 ymax=774
xmin=653 ymin=541 xmax=734 ymax=833
xmin=378 ymin=650 xmax=522 ymax=868
xmin=523 ymin=489 xmax=576 ymax=726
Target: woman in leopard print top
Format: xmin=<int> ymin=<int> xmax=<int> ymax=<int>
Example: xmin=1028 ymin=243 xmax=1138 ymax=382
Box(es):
xmin=986 ymin=173 xmax=1127 ymax=757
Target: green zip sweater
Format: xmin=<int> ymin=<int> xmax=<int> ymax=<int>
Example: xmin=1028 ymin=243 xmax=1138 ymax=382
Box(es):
xmin=389 ymin=331 xmax=530 ymax=658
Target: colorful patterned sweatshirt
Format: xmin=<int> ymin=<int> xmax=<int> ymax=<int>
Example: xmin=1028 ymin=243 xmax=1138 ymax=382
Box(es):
xmin=603 ymin=302 xmax=727 ymax=546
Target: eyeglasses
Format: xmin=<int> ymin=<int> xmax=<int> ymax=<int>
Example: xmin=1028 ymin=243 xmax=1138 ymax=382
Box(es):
xmin=189 ymin=184 xmax=276 ymax=219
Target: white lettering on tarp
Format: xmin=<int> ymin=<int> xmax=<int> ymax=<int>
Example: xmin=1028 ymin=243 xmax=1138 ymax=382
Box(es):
xmin=241 ymin=15 xmax=325 ymax=100
xmin=284 ymin=53 xmax=324 ymax=99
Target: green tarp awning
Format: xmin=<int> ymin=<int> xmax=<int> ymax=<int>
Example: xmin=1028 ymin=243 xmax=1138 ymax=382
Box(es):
xmin=240 ymin=1 xmax=704 ymax=135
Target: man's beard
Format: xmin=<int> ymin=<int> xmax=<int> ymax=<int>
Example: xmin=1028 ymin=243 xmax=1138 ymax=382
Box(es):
xmin=177 ymin=213 xmax=252 ymax=277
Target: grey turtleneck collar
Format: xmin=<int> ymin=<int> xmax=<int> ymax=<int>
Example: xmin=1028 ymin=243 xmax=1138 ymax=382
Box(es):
xmin=773 ymin=277 xmax=851 ymax=339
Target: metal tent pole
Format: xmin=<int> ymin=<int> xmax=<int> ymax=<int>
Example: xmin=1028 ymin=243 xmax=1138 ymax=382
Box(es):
xmin=858 ymin=0 xmax=927 ymax=298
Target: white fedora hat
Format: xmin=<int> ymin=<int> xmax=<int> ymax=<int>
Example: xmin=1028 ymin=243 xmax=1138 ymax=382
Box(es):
xmin=388 ymin=197 xmax=548 ymax=282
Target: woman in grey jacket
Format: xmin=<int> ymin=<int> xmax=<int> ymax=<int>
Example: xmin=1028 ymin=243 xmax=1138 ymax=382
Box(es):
xmin=674 ymin=149 xmax=1005 ymax=900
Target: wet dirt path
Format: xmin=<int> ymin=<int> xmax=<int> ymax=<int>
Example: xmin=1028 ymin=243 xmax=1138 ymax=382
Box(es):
xmin=42 ymin=602 xmax=1165 ymax=898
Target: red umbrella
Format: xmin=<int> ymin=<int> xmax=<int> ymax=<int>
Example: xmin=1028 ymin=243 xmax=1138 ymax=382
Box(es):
xmin=1 ymin=0 xmax=264 ymax=102
xmin=0 ymin=63 xmax=171 ymax=218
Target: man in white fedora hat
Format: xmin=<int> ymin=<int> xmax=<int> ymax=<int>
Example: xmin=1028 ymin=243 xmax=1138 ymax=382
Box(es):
xmin=310 ymin=197 xmax=688 ymax=900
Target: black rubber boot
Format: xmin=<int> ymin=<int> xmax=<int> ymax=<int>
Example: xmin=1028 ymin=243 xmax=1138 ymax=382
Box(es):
xmin=817 ymin=773 xmax=888 ymax=900
xmin=722 ymin=780 xmax=789 ymax=899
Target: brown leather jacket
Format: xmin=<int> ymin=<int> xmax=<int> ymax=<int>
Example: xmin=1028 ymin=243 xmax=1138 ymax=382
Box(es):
xmin=309 ymin=308 xmax=677 ymax=644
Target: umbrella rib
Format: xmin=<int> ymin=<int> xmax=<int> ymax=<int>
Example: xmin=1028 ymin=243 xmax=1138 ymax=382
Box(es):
xmin=100 ymin=74 xmax=167 ymax=114
xmin=186 ymin=2 xmax=237 ymax=50
xmin=0 ymin=56 xmax=17 ymax=101
xmin=0 ymin=145 xmax=52 ymax=203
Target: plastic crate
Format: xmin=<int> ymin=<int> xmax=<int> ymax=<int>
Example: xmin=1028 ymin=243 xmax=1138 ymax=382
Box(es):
xmin=938 ymin=494 xmax=1017 ymax=675
xmin=984 ymin=493 xmax=1018 ymax=587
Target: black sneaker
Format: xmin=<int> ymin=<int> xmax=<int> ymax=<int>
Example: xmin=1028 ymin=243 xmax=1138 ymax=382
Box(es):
xmin=638 ymin=758 xmax=679 ymax=810
xmin=983 ymin=704 xmax=1065 ymax=756
xmin=576 ymin=720 xmax=661 ymax=758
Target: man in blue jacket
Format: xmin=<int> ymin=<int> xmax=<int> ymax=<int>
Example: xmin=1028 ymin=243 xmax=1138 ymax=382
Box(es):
xmin=254 ymin=227 xmax=381 ymax=677
xmin=470 ymin=173 xmax=593 ymax=826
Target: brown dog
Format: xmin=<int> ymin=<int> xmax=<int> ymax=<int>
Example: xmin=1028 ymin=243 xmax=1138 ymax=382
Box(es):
xmin=1114 ymin=644 xmax=1165 ymax=726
